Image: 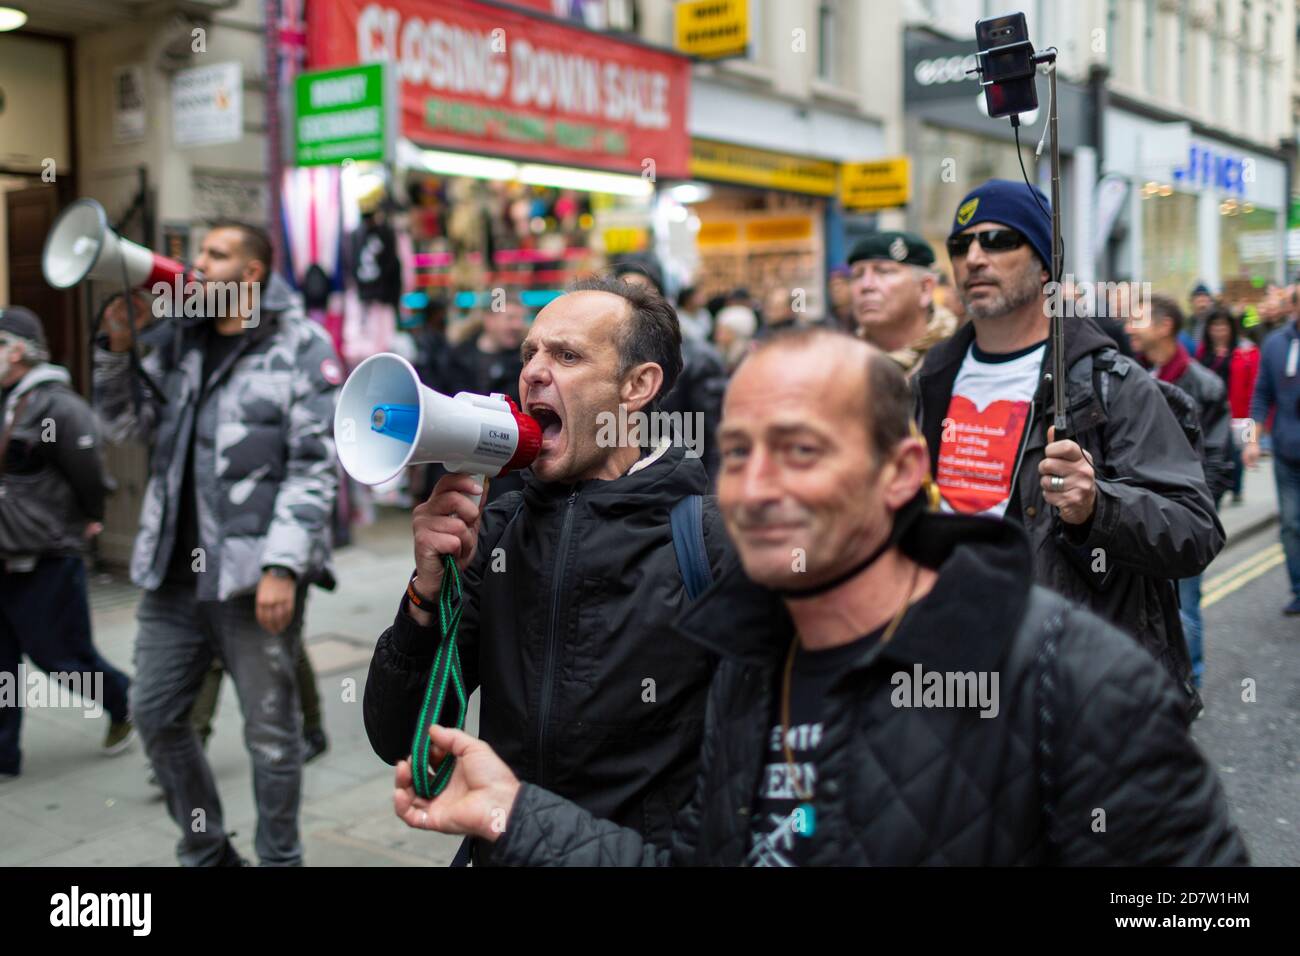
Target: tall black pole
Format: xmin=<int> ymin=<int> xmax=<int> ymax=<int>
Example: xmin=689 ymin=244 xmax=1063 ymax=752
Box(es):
xmin=1046 ymin=56 xmax=1068 ymax=442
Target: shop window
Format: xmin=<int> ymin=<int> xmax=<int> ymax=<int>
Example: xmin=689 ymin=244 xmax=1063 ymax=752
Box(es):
xmin=398 ymin=166 xmax=653 ymax=327
xmin=1140 ymin=188 xmax=1199 ymax=299
xmin=817 ymin=1 xmax=840 ymax=85
xmin=1220 ymin=202 xmax=1279 ymax=286
xmin=690 ymin=190 xmax=827 ymax=321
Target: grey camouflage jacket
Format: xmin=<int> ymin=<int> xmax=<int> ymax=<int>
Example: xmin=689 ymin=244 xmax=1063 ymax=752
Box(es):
xmin=93 ymin=274 xmax=341 ymax=601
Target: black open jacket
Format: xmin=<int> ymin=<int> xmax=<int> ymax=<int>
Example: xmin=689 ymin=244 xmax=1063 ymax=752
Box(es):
xmin=489 ymin=512 xmax=1247 ymax=866
xmin=914 ymin=317 xmax=1224 ymax=717
xmin=364 ymin=443 xmax=735 ymax=852
xmin=1168 ymin=359 xmax=1234 ymax=504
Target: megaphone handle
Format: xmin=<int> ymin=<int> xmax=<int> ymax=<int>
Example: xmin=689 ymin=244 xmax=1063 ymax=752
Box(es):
xmin=464 ymin=473 xmax=488 ymax=510
xmin=117 ymin=255 xmax=171 ymax=411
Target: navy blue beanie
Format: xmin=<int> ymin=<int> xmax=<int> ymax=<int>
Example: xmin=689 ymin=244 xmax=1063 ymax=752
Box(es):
xmin=949 ymin=179 xmax=1053 ymax=273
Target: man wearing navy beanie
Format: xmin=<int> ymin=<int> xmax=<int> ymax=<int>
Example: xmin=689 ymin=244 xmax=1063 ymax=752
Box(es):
xmin=914 ymin=179 xmax=1223 ymax=720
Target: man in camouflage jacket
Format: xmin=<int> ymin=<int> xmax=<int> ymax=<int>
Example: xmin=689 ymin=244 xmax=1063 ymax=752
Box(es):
xmin=94 ymin=222 xmax=341 ymax=866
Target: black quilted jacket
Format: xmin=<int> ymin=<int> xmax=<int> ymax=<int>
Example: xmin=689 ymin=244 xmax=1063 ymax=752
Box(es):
xmin=488 ymin=512 xmax=1248 ymax=866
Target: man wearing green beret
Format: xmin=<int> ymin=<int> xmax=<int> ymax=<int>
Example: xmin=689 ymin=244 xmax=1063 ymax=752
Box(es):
xmin=847 ymin=231 xmax=958 ymax=378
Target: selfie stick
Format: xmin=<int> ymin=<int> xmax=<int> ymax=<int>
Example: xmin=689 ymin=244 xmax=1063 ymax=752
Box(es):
xmin=970 ymin=42 xmax=1067 ymax=441
xmin=1037 ymin=49 xmax=1067 ymax=442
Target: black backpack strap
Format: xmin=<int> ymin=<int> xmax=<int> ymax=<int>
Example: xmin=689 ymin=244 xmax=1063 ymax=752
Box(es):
xmin=670 ymin=494 xmax=713 ymax=601
xmin=1087 ymin=348 xmax=1114 ymax=414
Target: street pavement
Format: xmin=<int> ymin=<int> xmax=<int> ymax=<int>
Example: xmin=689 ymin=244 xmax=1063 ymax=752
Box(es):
xmin=0 ymin=461 xmax=1294 ymax=866
xmin=1190 ymin=463 xmax=1300 ymax=866
xmin=0 ymin=507 xmax=466 ymax=867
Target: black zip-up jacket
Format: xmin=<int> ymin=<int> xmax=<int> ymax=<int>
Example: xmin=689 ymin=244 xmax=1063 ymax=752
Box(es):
xmin=1167 ymin=359 xmax=1234 ymax=503
xmin=488 ymin=512 xmax=1248 ymax=866
xmin=0 ymin=365 xmax=107 ymax=558
xmin=914 ymin=318 xmax=1224 ymax=714
xmin=364 ymin=442 xmax=734 ymax=850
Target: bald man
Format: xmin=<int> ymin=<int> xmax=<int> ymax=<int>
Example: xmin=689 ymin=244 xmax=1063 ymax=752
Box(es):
xmin=393 ymin=328 xmax=1246 ymax=867
xmin=364 ymin=275 xmax=735 ymax=865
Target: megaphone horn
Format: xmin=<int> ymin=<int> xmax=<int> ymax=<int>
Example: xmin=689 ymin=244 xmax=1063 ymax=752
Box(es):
xmin=334 ymin=353 xmax=541 ymax=489
xmin=42 ymin=198 xmax=186 ymax=290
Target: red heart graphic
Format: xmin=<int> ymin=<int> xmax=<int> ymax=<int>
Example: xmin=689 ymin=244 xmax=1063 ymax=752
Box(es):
xmin=936 ymin=395 xmax=1031 ymax=514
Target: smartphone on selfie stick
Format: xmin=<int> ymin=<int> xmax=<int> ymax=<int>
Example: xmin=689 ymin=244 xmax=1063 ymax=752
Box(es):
xmin=974 ymin=13 xmax=1039 ymax=120
xmin=970 ymin=12 xmax=1064 ymax=439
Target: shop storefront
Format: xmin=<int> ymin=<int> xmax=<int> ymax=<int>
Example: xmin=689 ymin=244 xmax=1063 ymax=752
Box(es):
xmin=663 ymin=138 xmax=838 ymax=318
xmin=1105 ymin=107 xmax=1288 ymax=300
xmin=302 ymin=0 xmax=691 ymax=337
xmin=660 ymin=74 xmax=886 ymax=320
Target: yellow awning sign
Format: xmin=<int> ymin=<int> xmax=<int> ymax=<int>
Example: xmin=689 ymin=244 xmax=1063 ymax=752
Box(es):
xmin=602 ymin=227 xmax=648 ymax=255
xmin=689 ymin=139 xmax=838 ymax=197
xmin=841 ymin=157 xmax=911 ymax=211
xmin=696 ymin=221 xmax=741 ymax=246
xmin=745 ymin=217 xmax=814 ymax=243
xmin=675 ymin=0 xmax=749 ymax=60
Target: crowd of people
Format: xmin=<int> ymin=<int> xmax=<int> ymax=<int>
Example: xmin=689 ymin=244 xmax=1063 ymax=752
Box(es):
xmin=380 ymin=177 xmax=1288 ymax=867
xmin=5 ymin=171 xmax=1299 ymax=867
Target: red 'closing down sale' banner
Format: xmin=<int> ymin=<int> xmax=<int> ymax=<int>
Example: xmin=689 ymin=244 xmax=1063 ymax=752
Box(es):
xmin=307 ymin=0 xmax=691 ymax=177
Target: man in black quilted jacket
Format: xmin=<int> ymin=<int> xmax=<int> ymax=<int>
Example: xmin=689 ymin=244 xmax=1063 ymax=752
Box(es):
xmin=392 ymin=328 xmax=1248 ymax=866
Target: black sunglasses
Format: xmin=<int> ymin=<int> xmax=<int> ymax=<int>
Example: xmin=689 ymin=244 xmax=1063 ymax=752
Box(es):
xmin=945 ymin=228 xmax=1027 ymax=258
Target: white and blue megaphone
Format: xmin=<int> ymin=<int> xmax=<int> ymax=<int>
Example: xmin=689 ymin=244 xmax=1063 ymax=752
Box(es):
xmin=334 ymin=353 xmax=541 ymax=504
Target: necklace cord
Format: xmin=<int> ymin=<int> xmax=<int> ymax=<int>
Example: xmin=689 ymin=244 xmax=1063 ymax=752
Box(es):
xmin=779 ymin=561 xmax=922 ymax=803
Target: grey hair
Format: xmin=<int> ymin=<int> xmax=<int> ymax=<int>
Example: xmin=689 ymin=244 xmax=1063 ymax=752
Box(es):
xmin=6 ymin=335 xmax=49 ymax=365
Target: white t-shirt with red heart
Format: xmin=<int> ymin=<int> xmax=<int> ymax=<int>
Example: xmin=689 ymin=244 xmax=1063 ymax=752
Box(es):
xmin=935 ymin=341 xmax=1046 ymax=518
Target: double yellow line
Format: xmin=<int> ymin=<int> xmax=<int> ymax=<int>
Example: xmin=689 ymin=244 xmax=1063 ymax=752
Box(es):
xmin=1201 ymin=543 xmax=1286 ymax=609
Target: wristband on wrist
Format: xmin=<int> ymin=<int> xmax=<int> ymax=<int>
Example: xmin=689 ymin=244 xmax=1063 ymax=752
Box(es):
xmin=406 ymin=569 xmax=436 ymax=609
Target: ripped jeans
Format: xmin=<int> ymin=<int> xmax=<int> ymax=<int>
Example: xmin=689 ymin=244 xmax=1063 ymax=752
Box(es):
xmin=131 ymin=583 xmax=306 ymax=866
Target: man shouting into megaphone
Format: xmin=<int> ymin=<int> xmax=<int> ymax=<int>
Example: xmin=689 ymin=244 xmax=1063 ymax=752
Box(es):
xmin=364 ymin=274 xmax=735 ymax=866
xmin=94 ymin=221 xmax=342 ymax=867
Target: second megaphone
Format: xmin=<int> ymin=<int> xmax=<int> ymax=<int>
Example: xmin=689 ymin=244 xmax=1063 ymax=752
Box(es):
xmin=42 ymin=198 xmax=186 ymax=290
xmin=334 ymin=352 xmax=541 ymax=486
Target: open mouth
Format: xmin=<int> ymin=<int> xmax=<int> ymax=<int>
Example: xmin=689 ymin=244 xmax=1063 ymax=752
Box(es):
xmin=528 ymin=402 xmax=564 ymax=451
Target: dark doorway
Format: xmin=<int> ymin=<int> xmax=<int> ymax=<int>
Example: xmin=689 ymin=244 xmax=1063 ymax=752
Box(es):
xmin=5 ymin=183 xmax=81 ymax=390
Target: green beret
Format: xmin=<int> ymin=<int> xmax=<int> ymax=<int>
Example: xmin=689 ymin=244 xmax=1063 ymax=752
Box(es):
xmin=846 ymin=231 xmax=935 ymax=268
